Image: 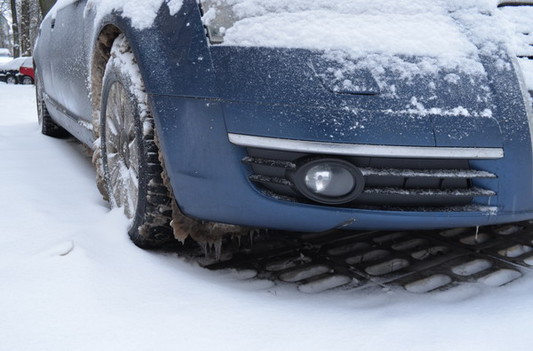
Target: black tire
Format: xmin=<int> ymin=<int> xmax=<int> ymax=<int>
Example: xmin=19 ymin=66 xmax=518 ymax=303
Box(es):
xmin=35 ymin=73 xmax=69 ymax=138
xmin=6 ymin=75 xmax=17 ymax=84
xmin=98 ymin=34 xmax=174 ymax=249
xmin=21 ymin=76 xmax=33 ymax=85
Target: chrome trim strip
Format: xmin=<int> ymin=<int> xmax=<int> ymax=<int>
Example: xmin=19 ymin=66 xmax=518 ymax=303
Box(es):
xmin=228 ymin=134 xmax=504 ymax=159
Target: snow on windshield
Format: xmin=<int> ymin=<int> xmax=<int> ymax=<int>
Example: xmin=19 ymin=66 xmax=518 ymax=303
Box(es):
xmin=201 ymin=0 xmax=507 ymax=77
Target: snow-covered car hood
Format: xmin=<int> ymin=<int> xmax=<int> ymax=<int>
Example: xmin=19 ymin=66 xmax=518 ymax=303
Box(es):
xmin=213 ymin=46 xmax=504 ymax=148
xmin=204 ymin=0 xmax=505 ymax=70
xmin=203 ymin=0 xmax=532 ymax=148
xmin=206 ymin=0 xmax=513 ymax=103
xmin=209 ymin=0 xmax=485 ymax=59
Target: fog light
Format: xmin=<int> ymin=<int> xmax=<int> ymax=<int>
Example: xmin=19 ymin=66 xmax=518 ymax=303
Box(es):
xmin=291 ymin=159 xmax=364 ymax=205
xmin=305 ymin=164 xmax=354 ymax=196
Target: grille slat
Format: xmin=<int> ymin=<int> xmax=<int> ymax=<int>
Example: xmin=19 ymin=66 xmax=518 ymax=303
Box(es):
xmin=243 ymin=156 xmax=296 ymax=170
xmin=249 ymin=174 xmax=294 ymax=187
xmin=244 ymin=157 xmax=497 ymax=179
xmin=362 ymin=187 xmax=496 ymax=197
xmin=360 ymin=167 xmax=496 ymax=179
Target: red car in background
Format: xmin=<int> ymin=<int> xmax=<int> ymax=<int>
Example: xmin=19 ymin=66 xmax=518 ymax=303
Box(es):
xmin=0 ymin=57 xmax=34 ymax=84
xmin=19 ymin=64 xmax=34 ymax=82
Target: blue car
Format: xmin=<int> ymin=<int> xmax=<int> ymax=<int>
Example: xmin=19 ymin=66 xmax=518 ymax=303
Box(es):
xmin=34 ymin=0 xmax=533 ymax=248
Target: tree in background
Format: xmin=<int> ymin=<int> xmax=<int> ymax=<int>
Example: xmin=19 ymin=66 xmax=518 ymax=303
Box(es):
xmin=18 ymin=0 xmax=41 ymax=56
xmin=0 ymin=7 xmax=11 ymax=51
xmin=38 ymin=0 xmax=54 ymax=16
xmin=0 ymin=0 xmax=51 ymax=57
xmin=9 ymin=0 xmax=19 ymax=56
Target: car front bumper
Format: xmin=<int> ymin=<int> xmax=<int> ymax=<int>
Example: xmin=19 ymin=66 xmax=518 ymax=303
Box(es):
xmin=150 ymin=95 xmax=533 ymax=232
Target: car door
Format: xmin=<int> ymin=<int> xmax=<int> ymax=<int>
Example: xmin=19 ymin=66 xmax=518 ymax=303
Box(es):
xmin=46 ymin=0 xmax=93 ymax=123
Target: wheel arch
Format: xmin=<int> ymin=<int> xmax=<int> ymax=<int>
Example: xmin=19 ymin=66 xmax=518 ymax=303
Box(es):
xmin=88 ymin=1 xmax=218 ymax=140
xmin=90 ymin=23 xmax=122 ymax=140
xmin=87 ymin=5 xmax=253 ymax=244
xmin=88 ymin=19 xmax=169 ymax=136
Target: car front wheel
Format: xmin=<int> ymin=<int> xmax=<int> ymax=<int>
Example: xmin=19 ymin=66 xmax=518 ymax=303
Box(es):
xmin=96 ymin=34 xmax=248 ymax=251
xmin=98 ymin=34 xmax=174 ymax=248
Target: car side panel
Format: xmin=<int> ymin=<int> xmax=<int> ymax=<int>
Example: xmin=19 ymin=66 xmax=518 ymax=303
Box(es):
xmin=45 ymin=0 xmax=93 ymax=122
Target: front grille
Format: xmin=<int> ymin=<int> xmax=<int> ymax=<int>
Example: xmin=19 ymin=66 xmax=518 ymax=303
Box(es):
xmin=244 ymin=147 xmax=498 ymax=211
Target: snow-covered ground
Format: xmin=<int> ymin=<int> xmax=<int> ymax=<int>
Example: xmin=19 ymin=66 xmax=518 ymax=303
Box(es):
xmin=2 ymin=83 xmax=533 ymax=350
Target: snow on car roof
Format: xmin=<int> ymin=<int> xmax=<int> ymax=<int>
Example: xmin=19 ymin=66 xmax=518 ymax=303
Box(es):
xmin=0 ymin=57 xmax=32 ymax=71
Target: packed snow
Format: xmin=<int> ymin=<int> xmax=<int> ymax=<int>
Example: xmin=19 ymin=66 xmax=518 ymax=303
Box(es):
xmin=3 ymin=84 xmax=533 ymax=350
